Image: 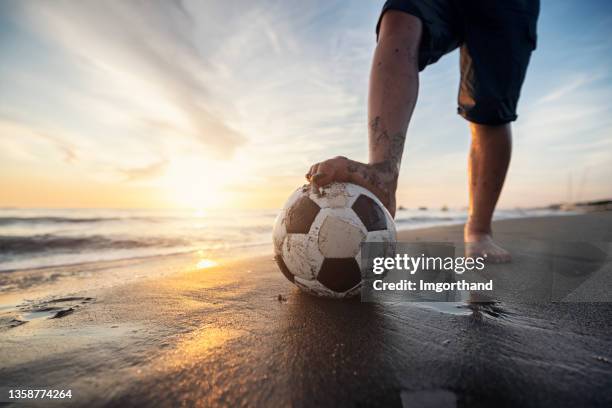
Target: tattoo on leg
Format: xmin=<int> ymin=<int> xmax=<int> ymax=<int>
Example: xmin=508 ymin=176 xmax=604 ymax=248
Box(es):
xmin=371 ymin=130 xmax=405 ymax=176
xmin=375 ymin=130 xmax=389 ymax=144
xmin=369 ymin=114 xmax=405 ymax=174
xmin=369 ymin=116 xmax=381 ymax=134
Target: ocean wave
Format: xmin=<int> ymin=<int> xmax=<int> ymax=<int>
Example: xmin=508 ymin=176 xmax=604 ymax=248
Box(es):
xmin=0 ymin=216 xmax=123 ymax=225
xmin=0 ymin=215 xmax=197 ymax=225
xmin=395 ymin=216 xmax=461 ymax=223
xmin=0 ymin=234 xmax=187 ymax=254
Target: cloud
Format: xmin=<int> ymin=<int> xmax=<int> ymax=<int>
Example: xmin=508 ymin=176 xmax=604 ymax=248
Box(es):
xmin=536 ymin=72 xmax=607 ymax=104
xmin=538 ymin=76 xmax=588 ymax=104
xmin=21 ymin=0 xmax=246 ymax=157
xmin=119 ymin=160 xmax=168 ymax=182
xmin=37 ymin=131 xmax=78 ymax=164
xmin=0 ymin=116 xmax=78 ymax=164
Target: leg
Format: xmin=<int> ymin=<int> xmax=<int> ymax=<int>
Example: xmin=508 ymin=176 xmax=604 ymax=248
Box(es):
xmin=464 ymin=123 xmax=512 ymax=263
xmin=366 ymin=11 xmax=422 ymax=215
xmin=457 ymin=1 xmax=539 ymax=262
xmin=306 ymin=11 xmax=422 ymax=217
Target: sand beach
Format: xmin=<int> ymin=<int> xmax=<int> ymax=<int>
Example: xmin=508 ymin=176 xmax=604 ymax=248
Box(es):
xmin=0 ymin=213 xmax=611 ymax=407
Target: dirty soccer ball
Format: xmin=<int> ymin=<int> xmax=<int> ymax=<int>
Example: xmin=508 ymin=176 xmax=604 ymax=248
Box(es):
xmin=273 ymin=182 xmax=396 ymax=298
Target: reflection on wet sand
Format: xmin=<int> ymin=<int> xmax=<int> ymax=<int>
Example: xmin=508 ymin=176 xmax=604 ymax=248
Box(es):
xmin=196 ymin=258 xmax=218 ymax=270
xmin=149 ymin=325 xmax=246 ymax=372
xmin=278 ymin=293 xmax=400 ymax=406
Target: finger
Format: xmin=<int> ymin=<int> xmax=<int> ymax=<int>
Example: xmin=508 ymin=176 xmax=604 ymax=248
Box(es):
xmin=308 ymin=164 xmax=320 ymax=182
xmin=311 ymin=173 xmax=331 ymax=188
xmin=312 ymin=162 xmax=338 ymax=187
xmin=306 ymin=164 xmax=318 ymax=181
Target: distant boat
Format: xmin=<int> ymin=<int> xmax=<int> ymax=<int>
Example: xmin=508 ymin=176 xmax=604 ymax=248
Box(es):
xmin=418 ymin=206 xmax=427 ymax=211
xmin=441 ymin=205 xmax=448 ymax=212
xmin=398 ymin=205 xmax=406 ymax=211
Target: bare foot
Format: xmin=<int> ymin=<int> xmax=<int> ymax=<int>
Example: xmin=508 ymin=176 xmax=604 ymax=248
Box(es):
xmin=464 ymin=229 xmax=511 ymax=264
xmin=306 ymin=156 xmax=398 ymax=217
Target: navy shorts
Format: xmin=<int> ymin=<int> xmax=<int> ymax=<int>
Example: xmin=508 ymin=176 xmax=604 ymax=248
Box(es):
xmin=377 ymin=0 xmax=540 ymax=125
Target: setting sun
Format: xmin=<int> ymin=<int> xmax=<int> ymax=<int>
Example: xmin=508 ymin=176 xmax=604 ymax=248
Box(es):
xmin=160 ymin=156 xmax=245 ymax=210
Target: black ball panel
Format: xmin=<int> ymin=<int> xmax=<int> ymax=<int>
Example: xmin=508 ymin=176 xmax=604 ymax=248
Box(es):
xmin=285 ymin=195 xmax=321 ymax=234
xmin=317 ymin=258 xmax=361 ymax=293
xmin=351 ymin=194 xmax=387 ymax=232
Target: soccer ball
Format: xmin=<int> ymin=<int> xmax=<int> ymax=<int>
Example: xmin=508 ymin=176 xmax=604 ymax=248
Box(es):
xmin=273 ymin=182 xmax=396 ymax=298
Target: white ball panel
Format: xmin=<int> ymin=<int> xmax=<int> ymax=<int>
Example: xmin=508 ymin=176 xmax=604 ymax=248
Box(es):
xmin=326 ymin=207 xmax=369 ymax=236
xmin=310 ymin=182 xmax=349 ymax=209
xmin=318 ymin=215 xmax=365 ymax=258
xmin=272 ymin=210 xmax=286 ymax=255
xmin=282 ymin=233 xmax=323 ymax=280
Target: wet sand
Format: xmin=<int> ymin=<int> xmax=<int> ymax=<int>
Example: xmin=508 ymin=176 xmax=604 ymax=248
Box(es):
xmin=1 ymin=213 xmax=611 ymax=407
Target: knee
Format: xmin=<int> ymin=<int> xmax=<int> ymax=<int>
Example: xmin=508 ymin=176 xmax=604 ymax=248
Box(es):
xmin=378 ymin=10 xmax=422 ymax=47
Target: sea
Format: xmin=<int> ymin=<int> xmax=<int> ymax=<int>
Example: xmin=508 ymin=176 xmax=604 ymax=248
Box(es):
xmin=0 ymin=207 xmax=569 ymax=272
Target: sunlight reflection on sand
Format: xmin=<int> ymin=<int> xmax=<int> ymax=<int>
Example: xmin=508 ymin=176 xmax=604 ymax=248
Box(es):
xmin=196 ymin=259 xmax=218 ymax=269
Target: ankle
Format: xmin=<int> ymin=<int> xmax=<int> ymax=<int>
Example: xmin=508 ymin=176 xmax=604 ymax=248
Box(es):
xmin=368 ymin=160 xmax=399 ymax=180
xmin=464 ymin=221 xmax=491 ymax=237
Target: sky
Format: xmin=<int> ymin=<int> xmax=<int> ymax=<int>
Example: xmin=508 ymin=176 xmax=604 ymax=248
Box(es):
xmin=0 ymin=0 xmax=611 ymax=210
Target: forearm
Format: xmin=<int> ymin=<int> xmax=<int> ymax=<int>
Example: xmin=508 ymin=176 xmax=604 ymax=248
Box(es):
xmin=368 ymin=14 xmax=421 ymax=176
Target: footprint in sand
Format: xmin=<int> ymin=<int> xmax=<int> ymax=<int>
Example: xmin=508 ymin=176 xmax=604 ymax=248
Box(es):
xmin=0 ymin=296 xmax=95 ymax=330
